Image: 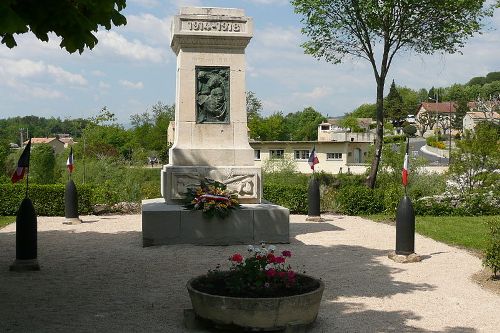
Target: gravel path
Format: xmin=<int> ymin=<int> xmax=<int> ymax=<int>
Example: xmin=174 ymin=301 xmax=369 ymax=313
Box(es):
xmin=0 ymin=214 xmax=498 ymax=332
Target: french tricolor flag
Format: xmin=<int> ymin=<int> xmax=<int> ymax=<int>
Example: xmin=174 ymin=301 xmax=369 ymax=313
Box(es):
xmin=402 ymin=139 xmax=409 ymax=186
xmin=308 ymin=146 xmax=319 ymax=171
xmin=66 ymin=147 xmax=74 ymax=173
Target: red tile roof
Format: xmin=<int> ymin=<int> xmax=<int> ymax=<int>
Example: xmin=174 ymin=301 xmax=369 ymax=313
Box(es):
xmin=419 ymin=102 xmax=456 ymax=114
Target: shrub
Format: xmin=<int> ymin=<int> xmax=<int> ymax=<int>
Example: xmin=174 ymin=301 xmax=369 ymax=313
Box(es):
xmin=263 ymin=183 xmax=307 ymax=214
xmin=335 ymin=185 xmax=384 ymax=215
xmin=483 ymin=217 xmax=500 ymax=277
xmin=0 ymin=183 xmax=93 ymax=216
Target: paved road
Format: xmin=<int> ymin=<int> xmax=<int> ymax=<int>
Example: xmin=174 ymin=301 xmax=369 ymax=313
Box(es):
xmin=409 ymin=137 xmax=449 ymax=165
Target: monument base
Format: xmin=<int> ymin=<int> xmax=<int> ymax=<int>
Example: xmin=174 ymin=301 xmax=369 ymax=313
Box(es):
xmin=388 ymin=251 xmax=422 ymax=263
xmin=10 ymin=259 xmax=40 ymax=272
xmin=142 ymin=198 xmax=289 ymax=246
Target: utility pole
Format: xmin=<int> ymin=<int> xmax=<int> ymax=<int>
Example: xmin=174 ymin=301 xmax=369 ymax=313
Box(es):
xmin=19 ymin=128 xmax=24 ymax=148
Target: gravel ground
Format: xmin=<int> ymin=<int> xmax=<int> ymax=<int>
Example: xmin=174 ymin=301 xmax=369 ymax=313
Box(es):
xmin=0 ymin=214 xmax=499 ymax=332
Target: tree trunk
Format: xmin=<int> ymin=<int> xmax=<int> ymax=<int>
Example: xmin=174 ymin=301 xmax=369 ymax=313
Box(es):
xmin=366 ymin=79 xmax=385 ymax=189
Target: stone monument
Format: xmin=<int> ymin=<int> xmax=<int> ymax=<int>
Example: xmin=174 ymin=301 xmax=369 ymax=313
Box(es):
xmin=142 ymin=7 xmax=289 ymax=246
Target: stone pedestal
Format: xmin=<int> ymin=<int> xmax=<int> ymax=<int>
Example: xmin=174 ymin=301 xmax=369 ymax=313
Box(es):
xmin=142 ymin=199 xmax=289 ymax=246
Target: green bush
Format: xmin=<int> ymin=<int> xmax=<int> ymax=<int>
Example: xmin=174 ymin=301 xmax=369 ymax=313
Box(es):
xmin=383 ymin=135 xmax=406 ymax=144
xmin=0 ymin=183 xmax=93 ymax=216
xmin=483 ymin=217 xmax=500 ymax=277
xmin=263 ymin=183 xmax=308 ymax=214
xmin=335 ymin=185 xmax=384 ymax=215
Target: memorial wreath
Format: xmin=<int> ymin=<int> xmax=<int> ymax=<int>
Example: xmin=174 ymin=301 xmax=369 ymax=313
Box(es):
xmin=183 ymin=178 xmax=240 ymax=218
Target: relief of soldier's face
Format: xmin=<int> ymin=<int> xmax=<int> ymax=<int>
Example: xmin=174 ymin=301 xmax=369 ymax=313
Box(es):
xmin=206 ymin=87 xmax=225 ymax=115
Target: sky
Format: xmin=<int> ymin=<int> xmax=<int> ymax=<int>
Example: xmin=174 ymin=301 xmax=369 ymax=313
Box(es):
xmin=1 ymin=0 xmax=500 ymax=125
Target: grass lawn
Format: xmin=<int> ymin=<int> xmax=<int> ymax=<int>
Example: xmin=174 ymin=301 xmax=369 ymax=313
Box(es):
xmin=0 ymin=216 xmax=15 ymax=229
xmin=364 ymin=214 xmax=499 ymax=252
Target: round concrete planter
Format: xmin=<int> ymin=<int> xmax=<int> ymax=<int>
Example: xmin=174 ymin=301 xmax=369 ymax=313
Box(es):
xmin=186 ymin=274 xmax=324 ymax=330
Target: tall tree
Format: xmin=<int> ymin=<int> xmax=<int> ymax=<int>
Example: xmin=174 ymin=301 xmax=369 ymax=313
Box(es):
xmin=292 ymin=0 xmax=495 ymax=188
xmin=246 ymin=91 xmax=264 ymax=140
xmin=384 ymin=80 xmax=405 ymax=122
xmin=1 ymin=0 xmax=127 ymax=53
xmin=285 ymin=107 xmax=326 ymax=140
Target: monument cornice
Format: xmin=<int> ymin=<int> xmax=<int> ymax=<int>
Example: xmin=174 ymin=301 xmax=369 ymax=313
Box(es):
xmin=170 ymin=7 xmax=253 ymax=54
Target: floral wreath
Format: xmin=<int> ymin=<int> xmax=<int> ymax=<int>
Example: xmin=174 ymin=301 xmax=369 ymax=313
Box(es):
xmin=183 ymin=178 xmax=240 ymax=218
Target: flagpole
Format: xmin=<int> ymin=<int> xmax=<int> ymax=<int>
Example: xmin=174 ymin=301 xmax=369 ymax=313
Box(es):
xmin=404 ymin=136 xmax=409 ymax=196
xmin=25 ymin=170 xmax=29 ymax=198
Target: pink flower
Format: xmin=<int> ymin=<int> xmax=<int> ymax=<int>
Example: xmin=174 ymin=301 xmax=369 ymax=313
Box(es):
xmin=282 ymin=250 xmax=292 ymax=257
xmin=266 ymin=268 xmax=276 ymax=277
xmin=287 ymin=270 xmax=296 ymax=280
xmin=267 ymin=253 xmax=276 ymax=263
xmin=231 ymin=253 xmax=243 ymax=263
xmin=274 ymin=256 xmax=285 ymax=264
xmin=278 ymin=271 xmax=286 ymax=278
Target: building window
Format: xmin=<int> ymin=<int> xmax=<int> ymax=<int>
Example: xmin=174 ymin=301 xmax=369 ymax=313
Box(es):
xmin=326 ymin=152 xmax=342 ymax=160
xmin=254 ymin=149 xmax=261 ymax=160
xmin=321 ymin=125 xmax=330 ymax=131
xmin=294 ymin=150 xmax=310 ymax=160
xmin=269 ymin=149 xmax=284 ymax=159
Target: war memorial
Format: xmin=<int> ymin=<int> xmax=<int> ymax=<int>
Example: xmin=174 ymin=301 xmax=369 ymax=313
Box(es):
xmin=142 ymin=7 xmax=289 ymax=246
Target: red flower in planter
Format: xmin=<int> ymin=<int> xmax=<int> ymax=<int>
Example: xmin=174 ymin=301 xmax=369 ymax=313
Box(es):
xmin=231 ymin=253 xmax=243 ymax=263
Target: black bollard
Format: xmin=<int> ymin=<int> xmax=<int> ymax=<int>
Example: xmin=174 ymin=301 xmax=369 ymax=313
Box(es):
xmin=64 ymin=179 xmax=81 ymax=224
xmin=307 ymin=177 xmax=321 ymax=217
xmin=395 ymin=195 xmax=415 ymax=255
xmin=10 ymin=198 xmax=40 ymax=271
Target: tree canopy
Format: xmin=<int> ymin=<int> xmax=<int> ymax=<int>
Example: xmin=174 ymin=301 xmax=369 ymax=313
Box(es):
xmin=0 ymin=0 xmax=127 ymax=53
xmin=292 ymin=0 xmax=496 ymax=188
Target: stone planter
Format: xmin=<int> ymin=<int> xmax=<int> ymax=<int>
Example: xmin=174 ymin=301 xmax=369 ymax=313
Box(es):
xmin=186 ymin=274 xmax=324 ymax=331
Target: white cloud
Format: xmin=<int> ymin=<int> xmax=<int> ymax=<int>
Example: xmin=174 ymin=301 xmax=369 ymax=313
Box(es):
xmin=123 ymin=14 xmax=172 ymax=45
xmin=95 ymin=31 xmax=166 ymax=63
xmin=244 ymin=0 xmax=288 ymax=4
xmin=119 ymin=80 xmax=144 ymax=89
xmin=99 ymin=81 xmax=111 ymax=89
xmin=0 ymin=58 xmax=87 ymax=85
xmin=294 ymin=86 xmax=331 ymax=99
xmin=129 ymin=0 xmax=161 ymax=8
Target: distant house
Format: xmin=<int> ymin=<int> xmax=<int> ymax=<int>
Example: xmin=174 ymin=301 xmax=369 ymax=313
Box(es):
xmin=25 ymin=138 xmax=65 ymax=154
xmin=463 ymin=111 xmax=500 ymax=132
xmin=251 ymin=121 xmax=375 ymax=175
xmin=58 ymin=137 xmax=76 ymax=148
xmin=416 ymin=102 xmax=457 ymax=137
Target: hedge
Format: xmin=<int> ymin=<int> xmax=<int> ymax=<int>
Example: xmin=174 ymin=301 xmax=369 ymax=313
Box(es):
xmin=0 ymin=184 xmax=93 ymax=216
xmin=263 ymin=183 xmax=308 ymax=214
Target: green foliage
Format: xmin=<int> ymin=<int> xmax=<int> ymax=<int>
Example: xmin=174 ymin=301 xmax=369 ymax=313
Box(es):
xmin=338 ymin=116 xmax=364 ymax=133
xmin=129 ymin=102 xmax=173 ymax=164
xmin=385 ymin=80 xmax=406 ymax=121
xmin=68 ymin=157 xmax=160 ymax=204
xmin=383 ymin=135 xmax=406 ymax=144
xmin=0 ymin=116 xmax=89 ymax=146
xmin=263 ymin=183 xmax=308 ymax=214
xmin=285 ymin=107 xmax=326 ymax=140
xmin=483 ymin=217 xmax=500 ymax=276
xmin=335 ymin=185 xmax=384 ymax=215
xmin=349 ymin=103 xmax=376 ymax=118
xmin=0 ymin=184 xmax=93 ymax=216
xmin=83 ymin=108 xmax=132 ymax=160
xmin=426 ymin=135 xmax=446 ymax=149
xmin=0 ymin=216 xmax=15 ymax=228
xmin=448 ymin=122 xmax=500 ymax=196
xmin=30 ymin=143 xmax=56 ymax=184
xmin=1 ymin=0 xmax=127 ymax=53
